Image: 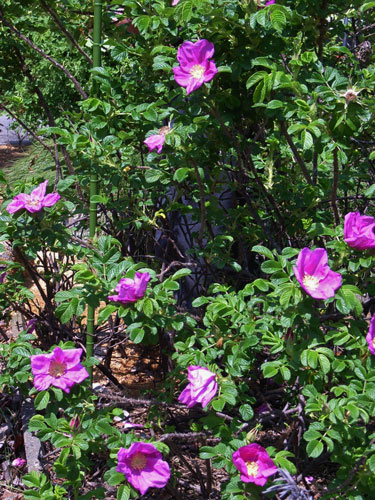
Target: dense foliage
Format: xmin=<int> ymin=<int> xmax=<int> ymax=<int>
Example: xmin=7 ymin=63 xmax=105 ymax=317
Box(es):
xmin=2 ymin=0 xmax=375 ymax=498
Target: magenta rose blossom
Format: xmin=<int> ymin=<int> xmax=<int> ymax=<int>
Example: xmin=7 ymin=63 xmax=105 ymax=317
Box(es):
xmin=293 ymin=248 xmax=342 ymax=300
xmin=144 ymin=126 xmax=170 ymax=154
xmin=344 ymin=212 xmax=375 ymax=250
xmin=366 ymin=314 xmax=375 ymax=355
xmin=178 ymin=366 xmax=218 ymax=408
xmin=108 ymin=272 xmax=151 ymax=304
xmin=12 ymin=458 xmax=26 ymax=468
xmin=232 ymin=443 xmax=277 ymax=486
xmin=173 ymin=39 xmax=218 ymax=95
xmin=117 ymin=442 xmax=170 ymax=495
xmin=30 ymin=346 xmax=89 ymax=393
xmin=6 ymin=180 xmax=60 ymax=214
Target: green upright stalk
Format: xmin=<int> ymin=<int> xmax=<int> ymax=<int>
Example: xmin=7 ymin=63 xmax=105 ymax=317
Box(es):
xmin=86 ymin=0 xmax=102 ymax=380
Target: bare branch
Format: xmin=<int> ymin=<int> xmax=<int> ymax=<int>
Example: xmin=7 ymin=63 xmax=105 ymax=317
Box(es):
xmin=0 ymin=10 xmax=88 ymax=99
xmin=39 ymin=0 xmax=93 ymax=65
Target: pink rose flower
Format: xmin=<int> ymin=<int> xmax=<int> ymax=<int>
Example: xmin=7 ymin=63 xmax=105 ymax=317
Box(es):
xmin=344 ymin=212 xmax=375 ymax=250
xmin=366 ymin=314 xmax=375 ymax=355
xmin=117 ymin=442 xmax=170 ymax=495
xmin=6 ymin=180 xmax=60 ymax=214
xmin=293 ymin=248 xmax=342 ymax=300
xmin=178 ymin=366 xmax=218 ymax=408
xmin=172 ymin=0 xmax=180 ymax=5
xmin=12 ymin=458 xmax=26 ymax=468
xmin=108 ymin=272 xmax=151 ymax=304
xmin=30 ymin=346 xmax=89 ymax=393
xmin=232 ymin=443 xmax=277 ymax=486
xmin=173 ymin=39 xmax=218 ymax=95
xmin=144 ymin=126 xmax=170 ymax=154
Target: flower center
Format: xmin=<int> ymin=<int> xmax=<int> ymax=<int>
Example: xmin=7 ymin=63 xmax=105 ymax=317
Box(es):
xmin=246 ymin=461 xmax=259 ymax=477
xmin=344 ymin=89 xmax=358 ymax=101
xmin=28 ymin=199 xmax=40 ymax=206
xmin=130 ymin=452 xmax=147 ymax=470
xmin=48 ymin=360 xmax=66 ymax=378
xmin=372 ymin=338 xmax=375 ymax=349
xmin=302 ymin=274 xmax=320 ymax=291
xmin=158 ymin=126 xmax=170 ymax=136
xmin=190 ymin=64 xmax=205 ymax=79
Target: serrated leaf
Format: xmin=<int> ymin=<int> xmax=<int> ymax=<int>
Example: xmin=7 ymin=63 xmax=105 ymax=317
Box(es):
xmin=261 ymin=260 xmax=282 ymax=273
xmin=117 ymin=485 xmax=130 ymax=500
xmin=145 ymin=169 xmax=162 ymax=183
xmin=34 ymin=391 xmax=50 ymax=410
xmin=306 ymin=439 xmax=323 ymax=458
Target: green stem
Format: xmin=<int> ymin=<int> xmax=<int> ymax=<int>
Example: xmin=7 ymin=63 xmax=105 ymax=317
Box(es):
xmin=86 ymin=0 xmax=102 ymax=382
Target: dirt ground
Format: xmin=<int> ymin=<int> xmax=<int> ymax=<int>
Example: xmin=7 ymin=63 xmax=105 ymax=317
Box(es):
xmin=0 ymin=144 xmax=28 ymax=170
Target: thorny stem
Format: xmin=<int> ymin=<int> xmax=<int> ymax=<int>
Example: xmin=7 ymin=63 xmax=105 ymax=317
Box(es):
xmin=280 ymin=121 xmax=313 ymax=185
xmin=191 ymin=159 xmax=207 ymax=245
xmin=331 ymin=147 xmax=340 ymax=226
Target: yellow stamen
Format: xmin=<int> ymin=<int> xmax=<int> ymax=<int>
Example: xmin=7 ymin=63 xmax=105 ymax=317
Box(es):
xmin=158 ymin=126 xmax=170 ymax=136
xmin=130 ymin=453 xmax=147 ymax=470
xmin=190 ymin=64 xmax=205 ymax=79
xmin=302 ymin=274 xmax=320 ymax=291
xmin=246 ymin=461 xmax=259 ymax=477
xmin=48 ymin=361 xmax=66 ymax=378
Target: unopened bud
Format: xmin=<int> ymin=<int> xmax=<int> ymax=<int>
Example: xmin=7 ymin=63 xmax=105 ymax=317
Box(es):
xmin=69 ymin=416 xmax=80 ymax=429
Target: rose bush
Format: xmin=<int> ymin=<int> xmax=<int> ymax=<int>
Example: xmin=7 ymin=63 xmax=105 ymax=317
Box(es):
xmin=2 ymin=1 xmax=375 ymax=499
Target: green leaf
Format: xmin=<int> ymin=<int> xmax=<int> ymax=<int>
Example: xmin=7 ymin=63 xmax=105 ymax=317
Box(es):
xmin=302 ymin=130 xmax=313 ymax=150
xmin=34 ymin=391 xmax=50 ymax=411
xmin=143 ymin=108 xmax=158 ymax=122
xmin=145 ymin=169 xmax=162 ymax=183
xmin=252 ymin=245 xmax=274 ymax=260
xmin=253 ymin=278 xmax=269 ymax=291
xmin=267 ymin=100 xmax=284 ymax=109
xmin=212 ymin=396 xmax=226 ymax=411
xmin=270 ymin=8 xmax=286 ymax=32
xmin=246 ymin=71 xmax=267 ymax=90
xmin=192 ymin=296 xmax=210 ymax=307
xmin=117 ymin=485 xmax=130 ymax=500
xmin=107 ymin=471 xmax=126 ymax=486
xmin=90 ymin=194 xmax=109 ymax=204
xmin=306 ymin=439 xmax=324 ymax=458
xmin=175 ymin=0 xmax=193 ymax=22
xmin=142 ymin=298 xmax=153 ymax=317
xmin=171 ymin=268 xmax=192 ymax=280
xmin=361 ymin=2 xmax=375 ymax=13
xmin=239 ymin=404 xmax=254 ymax=421
xmin=318 ymin=353 xmax=331 ymax=374
xmin=97 ymin=305 xmax=117 ymax=324
xmin=261 ymin=260 xmax=282 ymax=274
xmin=173 ymin=167 xmax=190 ymax=182
xmin=199 ymin=446 xmax=217 ymax=459
xmin=304 ymin=429 xmax=321 ymax=441
xmin=133 ymin=15 xmax=150 ymax=33
xmin=28 ymin=415 xmax=46 ymax=431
